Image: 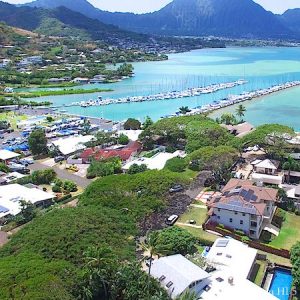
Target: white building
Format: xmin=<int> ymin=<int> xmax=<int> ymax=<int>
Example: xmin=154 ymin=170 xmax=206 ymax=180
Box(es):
xmin=0 ymin=184 xmax=54 ymax=221
xmin=251 ymin=159 xmax=283 ymax=186
xmin=208 ymin=179 xmax=278 ymax=239
xmin=150 ymin=254 xmax=211 ymax=299
xmin=200 ymin=238 xmax=277 ymax=300
xmin=49 ymin=135 xmax=94 ymax=156
xmin=150 ymin=239 xmax=277 ymax=300
xmin=123 ymin=151 xmax=185 ymax=171
xmin=0 ymin=149 xmax=20 ymax=164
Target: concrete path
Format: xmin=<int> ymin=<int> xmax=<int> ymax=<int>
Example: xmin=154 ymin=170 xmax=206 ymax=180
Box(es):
xmin=176 ymin=222 xmax=203 ymax=229
xmin=30 ymin=162 xmax=91 ymax=188
xmin=190 ymin=204 xmax=207 ymax=209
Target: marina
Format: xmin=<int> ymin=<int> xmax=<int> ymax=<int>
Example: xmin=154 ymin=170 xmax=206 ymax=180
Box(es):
xmin=67 ymin=80 xmax=247 ymax=108
xmin=25 ymin=47 xmax=300 ymax=129
xmin=173 ymin=80 xmax=300 ymax=117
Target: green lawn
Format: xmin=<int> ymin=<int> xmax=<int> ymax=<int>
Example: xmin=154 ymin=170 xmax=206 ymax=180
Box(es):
xmin=177 ymin=206 xmax=217 ymax=244
xmin=253 ymin=260 xmax=267 ymax=286
xmin=269 ymin=212 xmax=300 ymax=250
xmin=0 ymin=112 xmax=27 ymax=129
xmin=178 ymin=206 xmax=208 ymax=225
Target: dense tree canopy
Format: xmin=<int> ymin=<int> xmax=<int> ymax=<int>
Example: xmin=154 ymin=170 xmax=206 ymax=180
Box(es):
xmin=28 ymin=129 xmax=48 ymax=156
xmin=0 ymin=170 xmax=191 ymax=299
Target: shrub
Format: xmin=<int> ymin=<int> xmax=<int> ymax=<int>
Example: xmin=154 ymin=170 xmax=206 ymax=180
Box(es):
xmin=31 ymin=169 xmax=56 ymax=185
xmin=128 ymin=164 xmax=148 ymax=175
xmin=0 ymin=163 xmax=9 ymax=173
xmin=52 ymin=185 xmax=62 ymax=193
xmin=165 ymin=157 xmax=188 ymax=173
xmin=63 ymin=180 xmax=78 ymax=193
xmin=118 ymin=133 xmax=129 ymax=145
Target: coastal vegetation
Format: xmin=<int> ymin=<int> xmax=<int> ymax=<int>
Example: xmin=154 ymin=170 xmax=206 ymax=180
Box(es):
xmin=0 ymin=96 xmax=51 ymax=107
xmin=0 ymin=170 xmax=190 ymax=298
xmin=9 ymin=88 xmax=113 ymax=99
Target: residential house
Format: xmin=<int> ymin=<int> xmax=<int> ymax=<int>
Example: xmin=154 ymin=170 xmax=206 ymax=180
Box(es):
xmin=221 ymin=122 xmax=254 ymax=137
xmin=81 ymin=141 xmax=142 ymax=164
xmin=123 ymin=150 xmax=186 ymax=171
xmin=150 ymin=254 xmax=211 ymax=299
xmin=49 ymin=135 xmax=94 ymax=157
xmin=150 ymin=240 xmax=277 ymax=300
xmin=0 ymin=149 xmax=20 ymax=165
xmin=199 ymin=238 xmax=277 ymax=300
xmin=0 ymin=184 xmax=54 ymax=224
xmin=251 ymin=159 xmax=283 ymax=186
xmin=207 ymin=179 xmax=278 ymax=239
xmin=72 ymin=77 xmax=90 ymax=84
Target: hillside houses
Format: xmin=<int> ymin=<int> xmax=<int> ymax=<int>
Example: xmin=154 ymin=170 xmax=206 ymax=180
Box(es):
xmin=207 ymin=179 xmax=278 ymax=239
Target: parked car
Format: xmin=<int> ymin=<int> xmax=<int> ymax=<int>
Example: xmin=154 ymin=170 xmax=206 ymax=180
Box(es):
xmin=165 ymin=214 xmax=179 ymax=226
xmin=54 ymin=156 xmax=65 ymax=163
xmin=20 ymin=158 xmax=34 ymax=165
xmin=189 ymin=219 xmax=196 ymax=225
xmin=169 ymin=184 xmax=184 ymax=193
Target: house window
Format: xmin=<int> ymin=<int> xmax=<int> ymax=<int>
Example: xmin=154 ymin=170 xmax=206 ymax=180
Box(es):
xmin=242 ymin=213 xmax=246 ymax=216
xmin=217 ymin=216 xmax=220 ymax=220
xmin=229 ymin=218 xmax=233 ymax=223
xmin=240 ymin=220 xmax=244 ymax=225
xmin=234 ymin=211 xmax=238 ymax=215
xmin=218 ymin=208 xmax=221 ymax=212
xmin=250 ymin=230 xmax=255 ymax=235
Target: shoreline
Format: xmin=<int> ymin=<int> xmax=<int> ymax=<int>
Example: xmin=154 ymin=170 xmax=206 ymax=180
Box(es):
xmin=208 ymin=84 xmax=300 ymax=119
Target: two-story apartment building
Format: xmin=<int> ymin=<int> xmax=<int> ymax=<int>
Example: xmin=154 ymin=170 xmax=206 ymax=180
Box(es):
xmin=250 ymin=159 xmax=283 ymax=186
xmin=207 ymin=179 xmax=278 ymax=239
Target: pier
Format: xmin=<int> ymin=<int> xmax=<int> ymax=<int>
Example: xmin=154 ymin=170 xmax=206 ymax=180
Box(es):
xmin=169 ymin=80 xmax=300 ymax=118
xmin=65 ymin=80 xmax=247 ymax=108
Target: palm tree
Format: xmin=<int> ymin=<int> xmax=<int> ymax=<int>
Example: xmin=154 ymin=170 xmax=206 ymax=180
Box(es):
xmin=141 ymin=231 xmax=168 ymax=297
xmin=179 ymin=106 xmax=191 ymax=114
xmin=283 ymin=156 xmax=298 ymax=184
xmin=176 ymin=290 xmax=198 ymax=300
xmin=83 ymin=246 xmax=117 ymax=299
xmin=220 ymin=113 xmax=237 ymax=125
xmin=236 ymin=104 xmax=246 ymax=122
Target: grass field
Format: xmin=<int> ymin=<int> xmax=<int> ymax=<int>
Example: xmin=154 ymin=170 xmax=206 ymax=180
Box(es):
xmin=0 ymin=112 xmax=27 ymax=129
xmin=177 ymin=206 xmax=217 ymax=244
xmin=269 ymin=212 xmax=300 ymax=250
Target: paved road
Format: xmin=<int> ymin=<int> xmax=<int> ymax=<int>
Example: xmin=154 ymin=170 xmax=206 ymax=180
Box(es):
xmin=29 ymin=162 xmax=91 ymax=188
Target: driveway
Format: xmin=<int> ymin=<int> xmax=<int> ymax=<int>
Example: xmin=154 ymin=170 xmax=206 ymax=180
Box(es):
xmin=29 ymin=162 xmax=91 ymax=188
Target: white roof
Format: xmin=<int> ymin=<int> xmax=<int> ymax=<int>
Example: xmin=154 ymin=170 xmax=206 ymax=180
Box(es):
xmin=253 ymin=159 xmax=278 ymax=170
xmin=150 ymin=254 xmax=210 ymax=298
xmin=123 ymin=151 xmax=185 ymax=171
xmin=51 ymin=135 xmax=94 ymax=155
xmin=0 ymin=150 xmax=20 ymax=161
xmin=251 ymin=173 xmax=283 ymax=185
xmin=2 ymin=172 xmax=25 ymax=183
xmin=0 ymin=184 xmax=54 ymax=218
xmin=201 ymin=238 xmax=277 ymax=300
xmin=118 ymin=130 xmax=143 ymax=141
xmin=206 ymin=238 xmax=257 ymax=279
xmin=200 ymin=270 xmax=278 ymax=300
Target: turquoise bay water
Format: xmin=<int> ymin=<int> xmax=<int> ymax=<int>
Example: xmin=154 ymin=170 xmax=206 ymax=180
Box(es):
xmin=31 ymin=47 xmax=300 ymax=128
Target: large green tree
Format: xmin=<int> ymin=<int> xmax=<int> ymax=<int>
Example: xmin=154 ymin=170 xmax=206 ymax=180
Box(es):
xmin=28 ymin=129 xmax=48 ymax=156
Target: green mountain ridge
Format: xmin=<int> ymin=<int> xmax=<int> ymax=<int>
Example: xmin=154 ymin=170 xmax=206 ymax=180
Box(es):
xmin=0 ymin=1 xmax=145 ymax=42
xmin=23 ymin=0 xmax=299 ymax=39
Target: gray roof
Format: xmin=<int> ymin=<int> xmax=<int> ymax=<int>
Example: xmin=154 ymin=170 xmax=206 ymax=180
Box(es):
xmin=150 ymin=254 xmax=210 ymax=298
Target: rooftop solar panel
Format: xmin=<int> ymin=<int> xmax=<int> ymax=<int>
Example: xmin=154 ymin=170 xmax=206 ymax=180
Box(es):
xmin=216 ymin=239 xmax=229 ymax=247
xmin=0 ymin=205 xmax=9 ymax=213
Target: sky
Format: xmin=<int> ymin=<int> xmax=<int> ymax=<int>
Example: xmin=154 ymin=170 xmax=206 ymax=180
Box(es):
xmin=3 ymin=0 xmax=300 ymax=14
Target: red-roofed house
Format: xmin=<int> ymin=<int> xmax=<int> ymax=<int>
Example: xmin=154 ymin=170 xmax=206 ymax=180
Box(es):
xmin=81 ymin=141 xmax=142 ymax=164
xmin=207 ymin=179 xmax=278 ymax=239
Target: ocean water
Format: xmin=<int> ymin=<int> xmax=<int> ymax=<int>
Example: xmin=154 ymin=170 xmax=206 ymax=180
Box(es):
xmin=29 ymin=47 xmax=300 ymax=128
